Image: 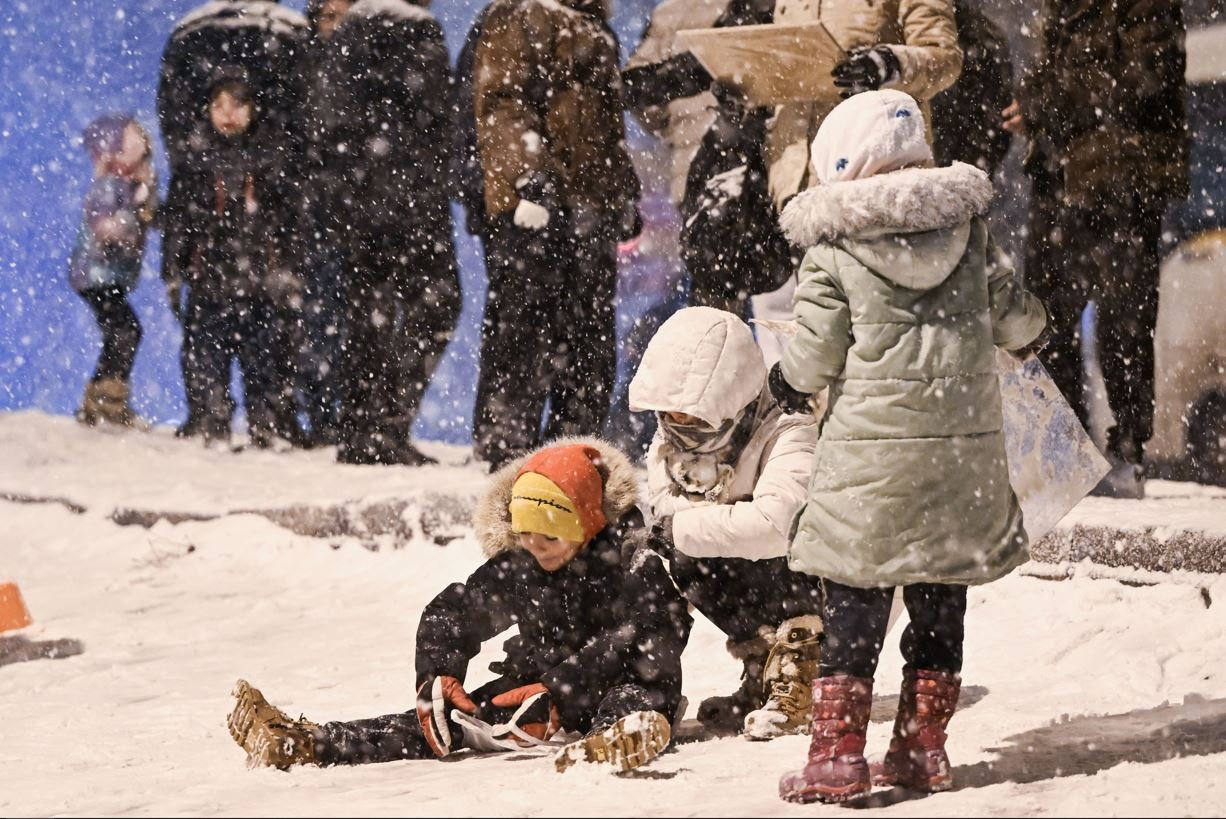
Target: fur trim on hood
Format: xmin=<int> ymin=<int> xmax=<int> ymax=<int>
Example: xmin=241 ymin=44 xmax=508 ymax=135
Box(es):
xmin=473 ymin=437 xmax=639 ymax=557
xmin=779 ymin=162 xmax=994 ymax=248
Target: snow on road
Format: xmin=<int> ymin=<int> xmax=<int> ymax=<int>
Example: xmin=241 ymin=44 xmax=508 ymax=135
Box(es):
xmin=2 ymin=412 xmax=1225 ymax=816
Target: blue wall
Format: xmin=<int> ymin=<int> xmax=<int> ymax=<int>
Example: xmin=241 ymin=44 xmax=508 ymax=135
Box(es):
xmin=0 ymin=0 xmax=663 ymax=444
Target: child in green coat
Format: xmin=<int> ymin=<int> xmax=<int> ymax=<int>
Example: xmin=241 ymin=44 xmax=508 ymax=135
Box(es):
xmin=768 ymin=89 xmax=1047 ymax=803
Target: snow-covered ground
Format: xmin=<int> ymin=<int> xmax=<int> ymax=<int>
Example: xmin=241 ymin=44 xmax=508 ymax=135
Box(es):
xmin=3 ymin=411 xmax=1226 ymax=817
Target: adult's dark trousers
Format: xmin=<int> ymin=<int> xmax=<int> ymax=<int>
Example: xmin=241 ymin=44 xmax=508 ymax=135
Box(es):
xmin=315 ymin=677 xmax=659 ymax=766
xmin=183 ymin=291 xmax=286 ymax=438
xmin=473 ymin=216 xmax=618 ymax=468
xmin=670 ymin=553 xmax=825 ymax=644
xmin=77 ymin=286 xmax=141 ymax=382
xmin=299 ymin=210 xmax=347 ymax=440
xmin=337 ymin=231 xmax=461 ymax=457
xmin=819 ymin=579 xmax=967 ymax=679
xmin=178 ymin=283 xmax=232 ymax=435
xmin=1025 ymin=174 xmax=1166 ymax=457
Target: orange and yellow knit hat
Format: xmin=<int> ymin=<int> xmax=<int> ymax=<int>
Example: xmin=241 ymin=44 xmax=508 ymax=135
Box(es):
xmin=509 ymin=445 xmax=607 ymax=543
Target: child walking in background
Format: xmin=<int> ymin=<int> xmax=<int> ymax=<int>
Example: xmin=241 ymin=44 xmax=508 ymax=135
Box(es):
xmin=767 ymin=90 xmax=1047 ymax=803
xmin=70 ymin=114 xmax=158 ymax=427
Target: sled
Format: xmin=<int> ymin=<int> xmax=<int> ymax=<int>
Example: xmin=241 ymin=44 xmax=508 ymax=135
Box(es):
xmin=674 ymin=22 xmax=846 ymax=107
xmin=996 ymin=349 xmax=1110 ymax=542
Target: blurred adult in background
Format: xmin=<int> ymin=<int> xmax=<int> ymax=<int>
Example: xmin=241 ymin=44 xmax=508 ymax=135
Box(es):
xmin=622 ymin=0 xmax=728 ymax=212
xmin=623 ymin=0 xmax=794 ymax=321
xmin=931 ymin=0 xmax=1014 ymax=179
xmin=752 ymin=0 xmax=963 ymax=368
xmin=319 ymin=0 xmax=461 ymax=466
xmin=292 ymin=0 xmax=354 ymax=447
xmin=470 ymin=0 xmax=642 ymax=470
xmin=157 ymin=0 xmax=307 ymax=439
xmin=1006 ymin=0 xmax=1190 ymax=498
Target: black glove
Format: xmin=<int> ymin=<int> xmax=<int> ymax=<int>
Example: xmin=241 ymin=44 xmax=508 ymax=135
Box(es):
xmin=513 ymin=171 xmax=563 ymax=218
xmin=711 ymin=80 xmax=753 ymax=123
xmin=832 ymin=45 xmax=902 ymax=98
xmin=621 ymin=516 xmax=675 ymax=567
xmin=622 ymin=51 xmax=713 ymax=111
xmin=769 ymin=362 xmax=812 ymax=415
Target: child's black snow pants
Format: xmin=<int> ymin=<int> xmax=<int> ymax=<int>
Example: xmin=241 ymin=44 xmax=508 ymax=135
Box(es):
xmin=819 ymin=580 xmax=968 ymax=678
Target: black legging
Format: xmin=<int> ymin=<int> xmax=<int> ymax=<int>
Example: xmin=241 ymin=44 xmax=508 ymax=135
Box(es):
xmin=78 ymin=286 xmax=141 ymax=382
xmin=316 ymin=678 xmax=656 ymax=766
xmin=820 ymin=580 xmax=968 ymax=679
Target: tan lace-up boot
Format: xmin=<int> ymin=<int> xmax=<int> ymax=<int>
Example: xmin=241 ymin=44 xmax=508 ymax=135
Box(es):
xmin=227 ymin=678 xmax=322 ymax=770
xmin=744 ymin=614 xmax=823 ymax=740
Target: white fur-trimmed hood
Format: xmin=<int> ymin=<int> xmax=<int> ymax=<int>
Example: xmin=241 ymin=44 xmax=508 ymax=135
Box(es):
xmin=779 ymin=162 xmax=994 ymax=248
xmin=472 ymin=437 xmax=639 ymax=557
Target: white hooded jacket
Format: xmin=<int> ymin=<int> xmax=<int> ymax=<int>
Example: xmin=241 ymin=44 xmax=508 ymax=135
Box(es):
xmin=629 ymin=307 xmax=817 ymax=560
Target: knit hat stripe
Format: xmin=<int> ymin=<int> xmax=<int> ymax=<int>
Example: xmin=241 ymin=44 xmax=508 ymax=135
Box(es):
xmin=509 ymin=472 xmax=587 ymax=542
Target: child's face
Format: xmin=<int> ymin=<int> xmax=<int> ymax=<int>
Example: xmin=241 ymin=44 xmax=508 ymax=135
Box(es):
xmin=110 ymin=123 xmax=148 ymax=175
xmin=664 ymin=411 xmax=703 ymax=426
xmin=316 ymin=0 xmax=353 ymax=40
xmin=517 ymin=532 xmax=586 ymax=572
xmin=209 ymin=89 xmax=254 ymax=137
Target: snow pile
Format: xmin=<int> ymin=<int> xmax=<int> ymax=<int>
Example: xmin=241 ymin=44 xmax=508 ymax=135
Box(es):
xmin=3 ymin=409 xmax=1226 ymax=815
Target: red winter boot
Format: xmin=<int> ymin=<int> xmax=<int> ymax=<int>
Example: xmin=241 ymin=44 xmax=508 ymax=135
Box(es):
xmin=870 ymin=667 xmax=961 ymax=792
xmin=778 ymin=675 xmax=873 ymax=803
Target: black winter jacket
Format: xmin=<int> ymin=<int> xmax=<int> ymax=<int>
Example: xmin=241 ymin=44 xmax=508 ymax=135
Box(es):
xmin=415 ymin=516 xmax=691 ymax=734
xmin=316 ymin=0 xmax=456 ymax=255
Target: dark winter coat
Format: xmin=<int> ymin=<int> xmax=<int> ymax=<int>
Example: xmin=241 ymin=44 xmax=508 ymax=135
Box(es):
xmin=290 ymin=26 xmax=343 ymax=233
xmin=473 ymin=0 xmax=641 ymax=231
xmin=177 ymin=131 xmax=299 ymax=304
xmin=414 ymin=438 xmax=692 ymax=734
xmin=931 ymin=0 xmax=1014 ymax=178
xmin=454 ymin=5 xmax=494 ymax=236
xmin=157 ymin=1 xmax=306 ymax=172
xmin=1019 ymin=0 xmax=1189 ymax=207
xmin=157 ymin=1 xmax=307 ymax=284
xmin=316 ymin=0 xmax=456 ymax=262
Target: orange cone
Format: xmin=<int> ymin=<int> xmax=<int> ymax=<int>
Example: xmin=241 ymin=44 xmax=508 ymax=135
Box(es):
xmin=0 ymin=582 xmax=32 ymax=633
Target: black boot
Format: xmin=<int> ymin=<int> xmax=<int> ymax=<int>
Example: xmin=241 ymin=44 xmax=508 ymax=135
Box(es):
xmin=697 ymin=630 xmax=772 ymax=733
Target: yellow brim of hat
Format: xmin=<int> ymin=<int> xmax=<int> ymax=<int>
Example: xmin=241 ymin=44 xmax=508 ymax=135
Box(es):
xmin=509 ymin=472 xmax=586 ymax=543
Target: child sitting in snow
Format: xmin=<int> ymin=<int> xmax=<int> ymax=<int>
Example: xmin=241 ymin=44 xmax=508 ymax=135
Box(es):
xmin=70 ymin=114 xmax=159 ymax=427
xmin=227 ymin=439 xmax=691 ymax=774
xmin=766 ymin=90 xmax=1047 ymax=803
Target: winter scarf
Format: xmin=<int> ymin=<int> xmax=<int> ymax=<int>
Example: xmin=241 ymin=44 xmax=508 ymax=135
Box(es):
xmin=657 ymin=396 xmax=758 ymax=502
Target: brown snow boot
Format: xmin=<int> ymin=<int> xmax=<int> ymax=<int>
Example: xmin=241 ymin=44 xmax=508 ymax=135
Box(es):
xmin=778 ymin=675 xmax=873 ymax=804
xmin=870 ymin=667 xmax=961 ymax=792
xmin=554 ymin=710 xmax=672 ymax=774
xmin=77 ymin=380 xmax=104 ymax=426
xmin=697 ymin=628 xmax=773 ymax=733
xmin=744 ymin=614 xmax=823 ymax=740
xmin=228 ymin=678 xmax=323 ymax=770
xmin=80 ymin=377 xmax=140 ymax=427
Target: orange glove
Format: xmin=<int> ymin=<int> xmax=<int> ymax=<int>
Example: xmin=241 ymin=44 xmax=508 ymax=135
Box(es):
xmin=491 ymin=682 xmax=562 ymax=745
xmin=416 ymin=675 xmax=478 ymax=758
